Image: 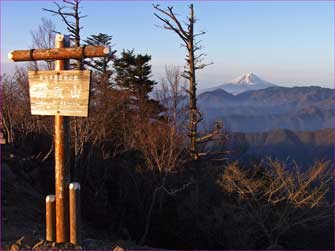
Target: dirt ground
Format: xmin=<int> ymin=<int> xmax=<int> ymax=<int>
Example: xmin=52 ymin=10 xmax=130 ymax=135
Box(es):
xmin=1 ymin=145 xmax=157 ymax=250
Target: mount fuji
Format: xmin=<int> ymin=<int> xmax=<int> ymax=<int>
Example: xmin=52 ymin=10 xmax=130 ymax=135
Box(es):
xmin=202 ymin=73 xmax=277 ymax=95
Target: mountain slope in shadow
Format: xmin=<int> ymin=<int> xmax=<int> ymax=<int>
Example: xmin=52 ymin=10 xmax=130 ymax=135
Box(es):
xmin=226 ymin=128 xmax=334 ymax=166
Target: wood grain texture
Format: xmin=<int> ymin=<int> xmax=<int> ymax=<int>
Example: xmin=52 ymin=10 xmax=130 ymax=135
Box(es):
xmin=46 ymin=195 xmax=56 ymax=242
xmin=54 ymin=34 xmax=70 ymax=244
xmin=9 ymin=45 xmax=110 ymax=62
xmin=28 ymin=70 xmax=91 ymax=117
xmin=69 ymin=182 xmax=81 ymax=245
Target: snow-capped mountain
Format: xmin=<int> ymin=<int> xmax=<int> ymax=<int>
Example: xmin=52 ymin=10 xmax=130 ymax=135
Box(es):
xmin=202 ymin=73 xmax=276 ymax=95
xmin=229 ymin=73 xmax=273 ymax=86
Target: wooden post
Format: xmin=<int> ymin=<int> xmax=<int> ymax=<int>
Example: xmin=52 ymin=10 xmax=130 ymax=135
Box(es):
xmin=69 ymin=182 xmax=81 ymax=245
xmin=0 ymin=117 xmax=6 ymax=144
xmin=54 ymin=34 xmax=71 ymax=243
xmin=8 ymin=45 xmax=110 ymax=62
xmin=46 ymin=195 xmax=56 ymax=242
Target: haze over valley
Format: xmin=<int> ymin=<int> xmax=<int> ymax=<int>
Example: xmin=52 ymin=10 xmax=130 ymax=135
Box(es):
xmin=197 ymin=73 xmax=333 ymax=132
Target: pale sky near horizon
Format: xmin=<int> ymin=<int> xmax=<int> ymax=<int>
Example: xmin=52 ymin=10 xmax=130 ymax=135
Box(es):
xmin=1 ymin=0 xmax=334 ymax=89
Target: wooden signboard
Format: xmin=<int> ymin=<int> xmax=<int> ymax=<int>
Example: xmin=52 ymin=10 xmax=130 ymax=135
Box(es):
xmin=28 ymin=70 xmax=91 ymax=117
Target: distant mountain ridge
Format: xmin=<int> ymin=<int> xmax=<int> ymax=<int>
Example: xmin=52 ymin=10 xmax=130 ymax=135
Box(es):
xmin=197 ymin=85 xmax=334 ymax=132
xmin=202 ymin=73 xmax=276 ymax=94
xmin=226 ymin=128 xmax=334 ymax=166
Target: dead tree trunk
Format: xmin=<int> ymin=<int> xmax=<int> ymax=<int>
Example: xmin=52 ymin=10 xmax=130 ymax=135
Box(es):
xmin=43 ymin=0 xmax=85 ymax=68
xmin=153 ymin=4 xmax=211 ymax=159
xmin=187 ymin=6 xmax=197 ymax=156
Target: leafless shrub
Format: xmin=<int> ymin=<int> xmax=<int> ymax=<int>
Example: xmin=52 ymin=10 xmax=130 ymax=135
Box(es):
xmin=1 ymin=68 xmax=53 ymax=144
xmin=130 ymin=118 xmax=187 ymax=174
xmin=217 ymin=159 xmax=333 ymax=247
xmin=30 ymin=18 xmax=56 ymax=70
xmin=156 ymin=65 xmax=188 ymax=134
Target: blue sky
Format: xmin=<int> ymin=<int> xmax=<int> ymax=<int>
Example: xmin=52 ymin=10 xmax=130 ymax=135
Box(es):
xmin=1 ymin=0 xmax=334 ymax=89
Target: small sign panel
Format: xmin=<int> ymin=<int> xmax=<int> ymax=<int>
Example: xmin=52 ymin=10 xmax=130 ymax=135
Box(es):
xmin=28 ymin=70 xmax=91 ymax=117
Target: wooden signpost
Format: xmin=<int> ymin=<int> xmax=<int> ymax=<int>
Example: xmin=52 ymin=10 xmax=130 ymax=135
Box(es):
xmin=9 ymin=34 xmax=110 ymax=244
xmin=28 ymin=70 xmax=91 ymax=117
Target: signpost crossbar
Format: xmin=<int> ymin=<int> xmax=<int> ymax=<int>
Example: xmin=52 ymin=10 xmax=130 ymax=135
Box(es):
xmin=8 ymin=45 xmax=110 ymax=62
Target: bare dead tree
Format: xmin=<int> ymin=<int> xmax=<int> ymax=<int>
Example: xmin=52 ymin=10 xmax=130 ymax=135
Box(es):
xmin=43 ymin=0 xmax=85 ymax=47
xmin=157 ymin=65 xmax=187 ymax=134
xmin=165 ymin=65 xmax=184 ymax=130
xmin=153 ymin=4 xmax=214 ymax=159
xmin=43 ymin=0 xmax=86 ymax=69
xmin=30 ymin=18 xmax=56 ymax=70
xmin=31 ymin=18 xmax=56 ymax=49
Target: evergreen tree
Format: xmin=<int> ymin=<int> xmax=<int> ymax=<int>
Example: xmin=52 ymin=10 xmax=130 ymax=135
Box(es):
xmin=114 ymin=50 xmax=155 ymax=99
xmin=114 ymin=49 xmax=164 ymax=118
xmin=84 ymin=33 xmax=116 ymax=87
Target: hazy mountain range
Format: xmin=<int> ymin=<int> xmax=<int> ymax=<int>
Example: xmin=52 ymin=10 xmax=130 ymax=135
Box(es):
xmin=197 ymin=73 xmax=333 ymax=132
xmin=226 ymin=128 xmax=334 ymax=166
